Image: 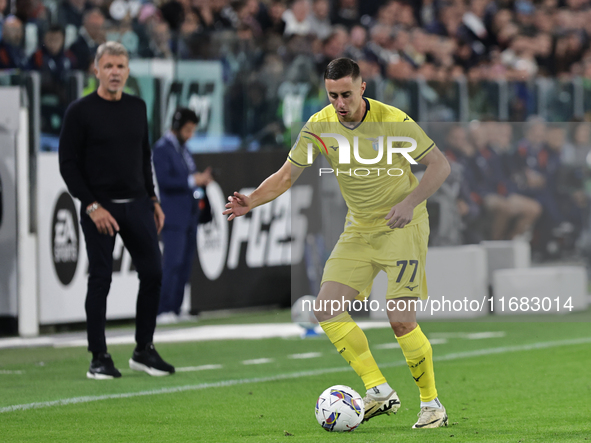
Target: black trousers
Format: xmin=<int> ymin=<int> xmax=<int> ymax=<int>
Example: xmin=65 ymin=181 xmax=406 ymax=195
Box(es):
xmin=80 ymin=196 xmax=162 ymax=354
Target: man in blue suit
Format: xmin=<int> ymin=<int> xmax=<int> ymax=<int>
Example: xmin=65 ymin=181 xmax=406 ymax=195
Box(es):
xmin=153 ymin=108 xmax=213 ymax=323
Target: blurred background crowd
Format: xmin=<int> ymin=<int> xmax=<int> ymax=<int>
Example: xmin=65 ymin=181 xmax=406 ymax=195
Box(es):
xmin=4 ymin=0 xmax=591 ymax=258
xmin=425 ymin=119 xmax=591 ymax=261
xmin=5 ymin=0 xmax=591 ymax=85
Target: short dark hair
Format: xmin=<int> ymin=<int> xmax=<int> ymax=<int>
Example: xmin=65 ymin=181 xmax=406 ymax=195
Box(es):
xmin=172 ymin=107 xmax=199 ymax=130
xmin=46 ymin=24 xmax=65 ymax=37
xmin=324 ymin=58 xmax=361 ymax=81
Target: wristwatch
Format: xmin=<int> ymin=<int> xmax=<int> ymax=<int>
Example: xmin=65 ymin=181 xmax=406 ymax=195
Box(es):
xmin=86 ymin=202 xmax=101 ymax=215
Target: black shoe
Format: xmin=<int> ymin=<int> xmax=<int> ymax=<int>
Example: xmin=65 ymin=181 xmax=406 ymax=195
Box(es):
xmin=87 ymin=353 xmax=122 ymax=380
xmin=129 ymin=343 xmax=175 ymax=376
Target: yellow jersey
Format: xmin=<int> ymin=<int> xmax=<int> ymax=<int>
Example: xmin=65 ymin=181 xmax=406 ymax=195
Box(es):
xmin=288 ymin=97 xmax=435 ymax=232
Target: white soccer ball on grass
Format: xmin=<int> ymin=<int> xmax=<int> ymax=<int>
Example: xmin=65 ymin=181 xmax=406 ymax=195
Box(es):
xmin=315 ymin=385 xmax=365 ymax=432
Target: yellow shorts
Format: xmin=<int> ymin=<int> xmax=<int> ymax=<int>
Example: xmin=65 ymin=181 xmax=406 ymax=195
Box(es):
xmin=321 ymin=219 xmax=429 ymax=300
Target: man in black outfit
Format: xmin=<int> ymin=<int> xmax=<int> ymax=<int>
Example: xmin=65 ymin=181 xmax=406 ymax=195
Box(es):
xmin=59 ymin=41 xmax=175 ymax=379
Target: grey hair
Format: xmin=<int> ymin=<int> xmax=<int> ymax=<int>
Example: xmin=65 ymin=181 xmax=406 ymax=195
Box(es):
xmin=94 ymin=41 xmax=129 ymax=66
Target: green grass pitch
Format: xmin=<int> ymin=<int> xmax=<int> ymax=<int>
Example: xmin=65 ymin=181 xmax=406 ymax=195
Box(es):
xmin=1 ymin=312 xmax=590 ymax=442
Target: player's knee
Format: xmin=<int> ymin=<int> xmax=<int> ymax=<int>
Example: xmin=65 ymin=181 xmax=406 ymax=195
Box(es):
xmin=313 ymin=305 xmax=331 ymax=323
xmin=390 ymin=321 xmax=417 ymax=338
xmin=313 ymin=298 xmax=344 ymax=322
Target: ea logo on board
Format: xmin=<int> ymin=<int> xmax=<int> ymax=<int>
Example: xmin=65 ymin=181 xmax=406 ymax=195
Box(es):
xmin=197 ymin=181 xmax=228 ymax=280
xmin=51 ymin=192 xmax=79 ymax=285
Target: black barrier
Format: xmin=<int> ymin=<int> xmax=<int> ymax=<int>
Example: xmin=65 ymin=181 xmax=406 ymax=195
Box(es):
xmin=190 ymin=151 xmax=320 ymax=312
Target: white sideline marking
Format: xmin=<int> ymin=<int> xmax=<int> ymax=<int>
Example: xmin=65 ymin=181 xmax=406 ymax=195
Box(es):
xmin=466 ymin=332 xmax=506 ymax=340
xmin=375 ymin=342 xmax=400 ymax=349
xmin=429 ymin=331 xmax=506 ymax=340
xmin=0 ymin=370 xmax=24 ymax=375
xmin=2 ymin=336 xmax=590 ymax=414
xmin=288 ymin=352 xmax=322 ymax=359
xmin=242 ymin=358 xmax=273 ymax=365
xmin=0 ymin=322 xmax=393 ymax=350
xmin=375 ymin=338 xmax=448 ymax=350
xmin=176 ymin=365 xmax=223 ymax=372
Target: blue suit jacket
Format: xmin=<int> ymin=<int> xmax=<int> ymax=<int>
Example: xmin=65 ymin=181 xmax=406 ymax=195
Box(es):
xmin=153 ymin=133 xmax=199 ymax=230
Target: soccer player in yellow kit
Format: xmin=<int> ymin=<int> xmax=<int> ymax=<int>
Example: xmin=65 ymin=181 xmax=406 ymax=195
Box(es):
xmin=223 ymin=58 xmax=451 ymax=429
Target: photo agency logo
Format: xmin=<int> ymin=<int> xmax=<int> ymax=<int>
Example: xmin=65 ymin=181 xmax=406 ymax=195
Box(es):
xmin=51 ymin=192 xmax=79 ymax=285
xmin=300 ymin=131 xmax=418 ymax=177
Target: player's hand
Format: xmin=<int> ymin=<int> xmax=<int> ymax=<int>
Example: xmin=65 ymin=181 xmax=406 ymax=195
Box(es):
xmin=385 ymin=201 xmax=414 ymax=229
xmin=89 ymin=206 xmax=120 ymax=236
xmin=154 ymin=202 xmax=165 ymax=235
xmin=223 ymin=192 xmax=251 ymax=221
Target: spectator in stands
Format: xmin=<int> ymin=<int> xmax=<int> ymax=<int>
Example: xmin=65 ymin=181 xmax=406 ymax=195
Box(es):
xmin=386 ymin=57 xmax=414 ymax=82
xmin=501 ymin=34 xmax=538 ymax=79
xmin=28 ymin=25 xmax=74 ymax=135
xmin=426 ymin=4 xmax=460 ymax=38
xmin=28 ymin=24 xmax=74 ymax=84
xmin=331 ymin=0 xmax=359 ymax=29
xmin=261 ymin=0 xmax=286 ymax=36
xmin=235 ymin=0 xmax=263 ymax=38
xmin=396 ymin=2 xmax=416 ymax=28
xmin=283 ymin=0 xmax=312 ymax=36
xmin=135 ymin=4 xmax=161 ymax=57
xmin=491 ymin=121 xmax=517 ymax=182
xmin=533 ymin=32 xmax=553 ymax=76
xmin=15 ymin=0 xmax=50 ymax=44
xmin=442 ymin=124 xmax=483 ymax=244
xmin=414 ymin=0 xmax=437 ymax=28
xmin=563 ymin=122 xmax=591 ymax=167
xmin=554 ymin=31 xmax=584 ymax=77
xmin=69 ymin=8 xmax=105 ymax=72
xmin=192 ymin=0 xmax=235 ymax=32
xmin=514 ymin=0 xmax=537 ymax=36
xmin=344 ymin=24 xmax=366 ymax=60
xmin=512 ymin=119 xmax=575 ymax=253
xmin=139 ymin=20 xmax=173 ymax=59
xmin=315 ymin=31 xmax=346 ymax=75
xmin=470 ymin=121 xmax=542 ymax=240
xmin=160 ymin=0 xmax=185 ymax=32
xmin=309 ymin=0 xmax=331 ymax=40
xmin=58 ymin=0 xmax=88 ymax=29
xmin=544 ymin=125 xmax=585 ymax=242
xmin=366 ymin=24 xmax=397 ymax=69
xmin=0 ymin=0 xmax=6 ymax=37
xmin=0 ymin=16 xmax=27 ymax=70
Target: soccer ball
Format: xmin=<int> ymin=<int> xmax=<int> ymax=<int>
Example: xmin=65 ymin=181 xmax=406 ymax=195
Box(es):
xmin=291 ymin=295 xmax=319 ymax=330
xmin=315 ymin=385 xmax=365 ymax=432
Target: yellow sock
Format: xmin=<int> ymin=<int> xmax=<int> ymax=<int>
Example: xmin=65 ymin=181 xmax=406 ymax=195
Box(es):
xmin=320 ymin=312 xmax=386 ymax=390
xmin=396 ymin=324 xmax=437 ymax=402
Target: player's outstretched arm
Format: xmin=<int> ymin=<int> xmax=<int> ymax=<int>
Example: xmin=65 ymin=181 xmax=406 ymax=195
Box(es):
xmin=223 ymin=160 xmax=305 ymax=221
xmin=385 ymin=146 xmax=451 ymax=229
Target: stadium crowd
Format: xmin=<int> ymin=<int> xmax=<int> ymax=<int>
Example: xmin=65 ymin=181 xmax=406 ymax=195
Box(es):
xmin=3 ymin=0 xmax=591 ymax=82
xmin=430 ymin=119 xmax=591 ymax=259
xmin=3 ymin=0 xmax=591 ymax=257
